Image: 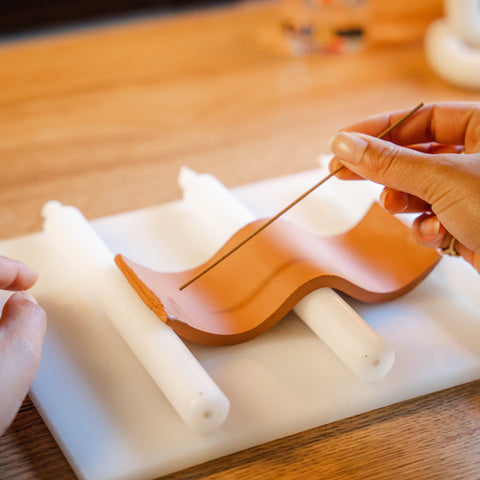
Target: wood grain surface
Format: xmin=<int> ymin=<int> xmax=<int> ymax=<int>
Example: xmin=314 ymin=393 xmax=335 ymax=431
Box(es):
xmin=1 ymin=0 xmax=480 ymax=478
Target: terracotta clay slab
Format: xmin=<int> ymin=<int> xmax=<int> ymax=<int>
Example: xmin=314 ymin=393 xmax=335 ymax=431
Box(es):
xmin=115 ymin=202 xmax=440 ymax=346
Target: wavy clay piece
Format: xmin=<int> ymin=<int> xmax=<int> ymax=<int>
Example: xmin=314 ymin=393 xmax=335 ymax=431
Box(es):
xmin=115 ymin=203 xmax=441 ymax=346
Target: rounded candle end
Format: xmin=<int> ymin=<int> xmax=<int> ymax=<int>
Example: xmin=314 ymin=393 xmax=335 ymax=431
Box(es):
xmin=42 ymin=200 xmax=63 ymax=219
xmin=178 ymin=166 xmax=198 ymax=191
xmin=186 ymin=391 xmax=230 ymax=434
xmin=356 ymin=345 xmax=395 ymax=382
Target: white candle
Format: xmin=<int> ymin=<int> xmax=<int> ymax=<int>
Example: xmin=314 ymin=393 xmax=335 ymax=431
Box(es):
xmin=178 ymin=167 xmax=394 ymax=382
xmin=42 ymin=201 xmax=230 ymax=433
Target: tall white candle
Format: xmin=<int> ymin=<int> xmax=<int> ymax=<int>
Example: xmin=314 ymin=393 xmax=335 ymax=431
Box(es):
xmin=178 ymin=167 xmax=394 ymax=382
xmin=42 ymin=201 xmax=230 ymax=433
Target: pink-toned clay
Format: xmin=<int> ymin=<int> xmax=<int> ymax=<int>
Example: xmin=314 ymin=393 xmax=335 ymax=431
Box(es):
xmin=115 ymin=203 xmax=441 ymax=346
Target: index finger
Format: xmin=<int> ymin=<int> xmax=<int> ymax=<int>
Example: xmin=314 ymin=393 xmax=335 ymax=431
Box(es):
xmin=0 ymin=256 xmax=38 ymax=290
xmin=344 ymin=102 xmax=480 ymax=149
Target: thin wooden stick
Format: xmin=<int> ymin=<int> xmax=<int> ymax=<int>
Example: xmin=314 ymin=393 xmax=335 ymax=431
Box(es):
xmin=179 ymin=102 xmax=424 ymax=290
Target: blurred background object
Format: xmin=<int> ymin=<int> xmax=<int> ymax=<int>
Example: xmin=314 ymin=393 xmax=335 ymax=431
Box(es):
xmin=281 ymin=0 xmax=368 ymax=56
xmin=281 ymin=0 xmax=443 ymax=55
xmin=2 ymin=0 xmax=445 ymax=51
xmin=425 ymin=0 xmax=480 ymax=90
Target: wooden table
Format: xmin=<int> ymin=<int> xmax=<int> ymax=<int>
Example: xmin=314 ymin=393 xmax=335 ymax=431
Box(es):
xmin=1 ymin=1 xmax=480 ymax=478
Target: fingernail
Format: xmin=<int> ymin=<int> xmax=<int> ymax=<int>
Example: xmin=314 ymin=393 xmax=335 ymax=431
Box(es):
xmin=379 ymin=189 xmax=389 ymax=210
xmin=380 ymin=189 xmax=409 ymax=213
xmin=330 ymin=132 xmax=368 ymax=165
xmin=396 ymin=192 xmax=409 ymax=213
xmin=19 ymin=291 xmax=38 ymax=305
xmin=419 ymin=216 xmax=441 ymax=236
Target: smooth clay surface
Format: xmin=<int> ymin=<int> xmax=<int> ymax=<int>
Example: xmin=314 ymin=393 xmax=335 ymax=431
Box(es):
xmin=115 ymin=202 xmax=440 ymax=346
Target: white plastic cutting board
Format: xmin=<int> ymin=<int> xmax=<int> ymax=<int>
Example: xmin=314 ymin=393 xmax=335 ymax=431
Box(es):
xmin=2 ymin=165 xmax=480 ymax=480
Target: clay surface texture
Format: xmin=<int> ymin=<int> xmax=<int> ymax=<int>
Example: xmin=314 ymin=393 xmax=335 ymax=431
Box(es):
xmin=115 ymin=203 xmax=440 ymax=346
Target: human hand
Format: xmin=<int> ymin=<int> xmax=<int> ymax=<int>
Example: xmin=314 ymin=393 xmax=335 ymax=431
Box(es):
xmin=329 ymin=102 xmax=480 ymax=271
xmin=0 ymin=256 xmax=46 ymax=436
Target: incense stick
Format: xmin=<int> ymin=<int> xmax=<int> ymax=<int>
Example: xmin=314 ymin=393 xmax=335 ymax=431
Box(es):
xmin=179 ymin=102 xmax=424 ymax=291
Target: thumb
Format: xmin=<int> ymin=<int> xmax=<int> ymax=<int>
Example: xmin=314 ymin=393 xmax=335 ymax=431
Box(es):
xmin=330 ymin=131 xmax=454 ymax=204
xmin=0 ymin=292 xmax=46 ymax=435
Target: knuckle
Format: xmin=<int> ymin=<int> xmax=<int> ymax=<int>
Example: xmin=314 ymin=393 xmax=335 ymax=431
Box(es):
xmin=363 ymin=143 xmax=400 ymax=179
